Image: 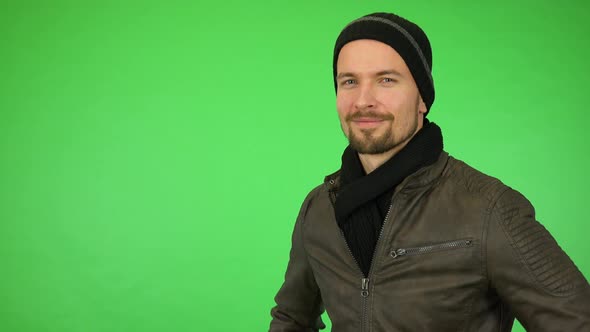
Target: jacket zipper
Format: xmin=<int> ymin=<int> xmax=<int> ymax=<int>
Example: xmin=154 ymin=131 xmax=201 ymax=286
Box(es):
xmin=390 ymin=239 xmax=473 ymax=258
xmin=337 ymin=202 xmax=394 ymax=332
xmin=361 ymin=277 xmax=370 ymax=332
xmin=337 ymin=228 xmax=369 ymax=331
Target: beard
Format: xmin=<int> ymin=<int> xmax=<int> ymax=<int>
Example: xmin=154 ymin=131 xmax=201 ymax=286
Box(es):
xmin=343 ymin=98 xmax=420 ymax=155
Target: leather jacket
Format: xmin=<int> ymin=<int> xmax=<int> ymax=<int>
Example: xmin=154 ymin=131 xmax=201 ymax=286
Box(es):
xmin=269 ymin=151 xmax=590 ymax=331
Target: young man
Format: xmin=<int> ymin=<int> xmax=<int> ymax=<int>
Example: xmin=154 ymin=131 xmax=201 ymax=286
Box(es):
xmin=269 ymin=12 xmax=590 ymax=331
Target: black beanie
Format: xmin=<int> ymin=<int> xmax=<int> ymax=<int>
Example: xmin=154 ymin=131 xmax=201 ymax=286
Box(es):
xmin=333 ymin=12 xmax=435 ymax=113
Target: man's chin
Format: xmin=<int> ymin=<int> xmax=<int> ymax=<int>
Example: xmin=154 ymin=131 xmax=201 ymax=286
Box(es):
xmin=349 ymin=140 xmax=394 ymax=155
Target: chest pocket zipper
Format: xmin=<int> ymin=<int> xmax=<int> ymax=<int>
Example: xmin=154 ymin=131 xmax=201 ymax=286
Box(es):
xmin=390 ymin=239 xmax=473 ymax=259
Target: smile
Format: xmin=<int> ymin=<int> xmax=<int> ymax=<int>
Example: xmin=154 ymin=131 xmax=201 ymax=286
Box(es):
xmin=351 ymin=118 xmax=387 ymax=128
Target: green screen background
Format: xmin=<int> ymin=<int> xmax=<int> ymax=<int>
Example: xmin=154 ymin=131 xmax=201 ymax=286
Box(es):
xmin=1 ymin=1 xmax=588 ymax=331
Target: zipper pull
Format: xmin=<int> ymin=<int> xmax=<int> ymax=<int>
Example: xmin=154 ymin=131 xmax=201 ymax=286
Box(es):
xmin=361 ymin=278 xmax=370 ymax=297
xmin=390 ymin=248 xmax=407 ymax=259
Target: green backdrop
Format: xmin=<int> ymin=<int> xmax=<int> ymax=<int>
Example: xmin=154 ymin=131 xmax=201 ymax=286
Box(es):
xmin=1 ymin=1 xmax=588 ymax=331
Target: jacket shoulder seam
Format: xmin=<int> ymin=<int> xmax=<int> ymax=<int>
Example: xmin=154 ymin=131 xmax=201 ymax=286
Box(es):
xmin=483 ymin=186 xmax=511 ymax=282
xmin=489 ymin=188 xmax=588 ymax=297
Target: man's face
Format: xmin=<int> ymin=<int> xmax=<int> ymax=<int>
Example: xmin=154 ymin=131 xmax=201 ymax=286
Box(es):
xmin=335 ymin=39 xmax=427 ymax=154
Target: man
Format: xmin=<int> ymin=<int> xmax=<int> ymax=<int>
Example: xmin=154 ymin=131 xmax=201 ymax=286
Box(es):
xmin=269 ymin=12 xmax=590 ymax=332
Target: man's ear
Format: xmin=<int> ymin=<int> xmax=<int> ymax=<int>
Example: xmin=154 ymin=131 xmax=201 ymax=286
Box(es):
xmin=418 ymin=96 xmax=427 ymax=115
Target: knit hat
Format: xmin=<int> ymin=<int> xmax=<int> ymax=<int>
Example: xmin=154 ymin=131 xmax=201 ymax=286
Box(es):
xmin=333 ymin=12 xmax=435 ymax=113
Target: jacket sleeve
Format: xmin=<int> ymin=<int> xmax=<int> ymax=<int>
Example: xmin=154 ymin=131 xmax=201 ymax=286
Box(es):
xmin=486 ymin=188 xmax=590 ymax=331
xmin=269 ymin=190 xmax=326 ymax=332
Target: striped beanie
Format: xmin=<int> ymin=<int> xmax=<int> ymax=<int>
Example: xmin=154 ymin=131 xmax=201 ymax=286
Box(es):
xmin=333 ymin=12 xmax=435 ymax=113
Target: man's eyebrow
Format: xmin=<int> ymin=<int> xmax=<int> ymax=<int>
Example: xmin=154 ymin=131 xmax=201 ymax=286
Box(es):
xmin=336 ymin=72 xmax=356 ymax=80
xmin=375 ymin=69 xmax=403 ymax=77
xmin=336 ymin=70 xmax=403 ymax=80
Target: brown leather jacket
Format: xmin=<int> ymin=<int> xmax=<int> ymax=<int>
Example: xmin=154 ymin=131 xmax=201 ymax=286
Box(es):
xmin=269 ymin=152 xmax=590 ymax=331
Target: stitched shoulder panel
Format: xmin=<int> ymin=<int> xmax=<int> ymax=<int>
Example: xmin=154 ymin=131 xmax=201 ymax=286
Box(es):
xmin=445 ymin=156 xmax=506 ymax=205
xmin=493 ymin=188 xmax=588 ymax=295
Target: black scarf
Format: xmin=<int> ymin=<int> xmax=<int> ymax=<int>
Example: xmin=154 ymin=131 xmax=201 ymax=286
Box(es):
xmin=334 ymin=120 xmax=444 ymax=277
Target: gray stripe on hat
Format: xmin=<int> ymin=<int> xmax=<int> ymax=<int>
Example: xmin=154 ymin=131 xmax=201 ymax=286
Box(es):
xmin=344 ymin=16 xmax=433 ymax=86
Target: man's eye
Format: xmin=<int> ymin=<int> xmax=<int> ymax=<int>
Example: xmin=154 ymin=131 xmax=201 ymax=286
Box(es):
xmin=382 ymin=77 xmax=396 ymax=83
xmin=342 ymin=79 xmax=356 ymax=86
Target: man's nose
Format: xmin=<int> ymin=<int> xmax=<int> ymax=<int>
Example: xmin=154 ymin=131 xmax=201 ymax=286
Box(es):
xmin=354 ymin=85 xmax=377 ymax=110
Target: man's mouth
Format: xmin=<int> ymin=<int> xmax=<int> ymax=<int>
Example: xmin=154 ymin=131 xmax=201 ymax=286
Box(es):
xmin=351 ymin=118 xmax=387 ymax=128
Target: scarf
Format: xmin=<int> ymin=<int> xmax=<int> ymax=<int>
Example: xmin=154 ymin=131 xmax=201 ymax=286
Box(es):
xmin=334 ymin=120 xmax=444 ymax=277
